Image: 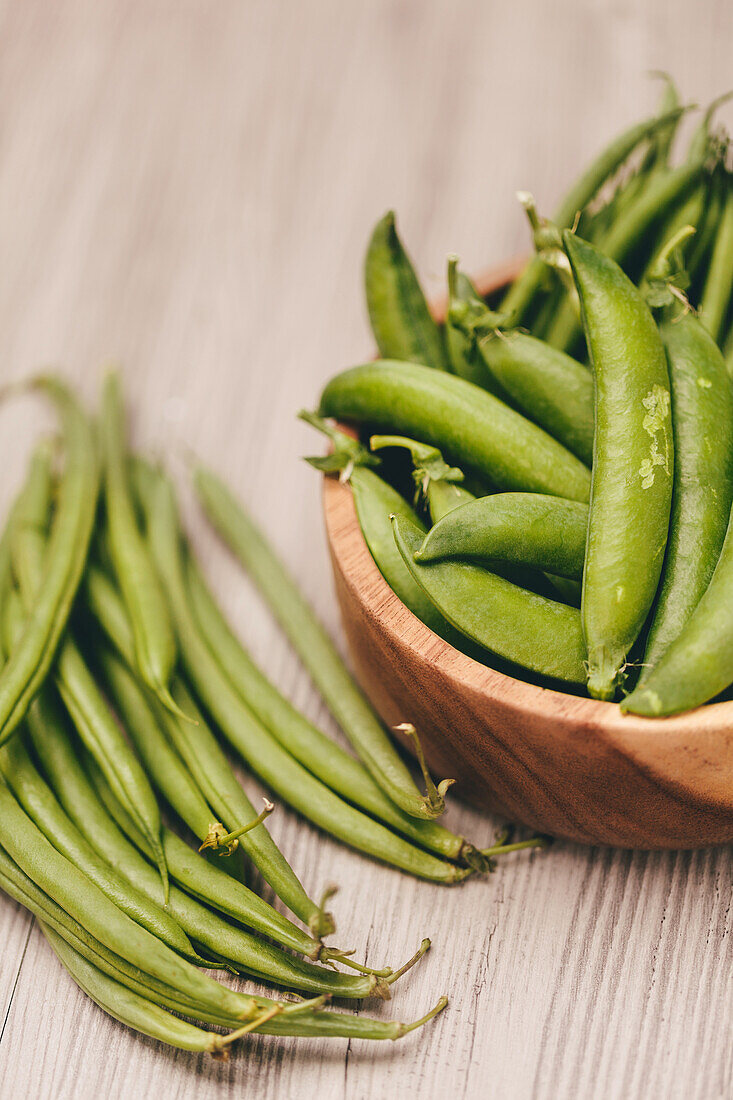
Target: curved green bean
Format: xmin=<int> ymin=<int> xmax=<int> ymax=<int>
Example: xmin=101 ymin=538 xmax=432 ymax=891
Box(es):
xmin=364 ymin=211 xmax=447 ymax=370
xmin=393 ymin=515 xmax=586 ymax=684
xmin=186 ymin=555 xmax=493 ymax=869
xmin=0 ymin=730 xmax=198 ymax=962
xmin=193 ymin=461 xmax=457 ymax=819
xmin=0 ymin=777 xmax=260 ymax=1021
xmin=565 ymin=231 xmax=673 ymax=700
xmin=42 ymin=926 xmax=243 ymax=1054
xmin=417 ymin=494 xmax=588 ymax=580
xmin=146 ymin=471 xmax=472 ymax=882
xmin=0 ymin=378 xmax=99 ymax=744
xmin=101 ymin=371 xmax=182 ymax=716
xmin=318 ymin=361 xmax=590 ymax=501
xmin=25 ymin=688 xmax=329 ymax=962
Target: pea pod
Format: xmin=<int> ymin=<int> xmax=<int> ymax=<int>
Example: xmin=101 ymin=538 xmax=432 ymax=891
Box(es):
xmin=500 ymin=107 xmax=688 ymax=326
xmin=416 ymin=494 xmax=588 ymax=580
xmin=318 ymin=361 xmax=590 ymax=502
xmin=699 ymin=176 xmax=733 ymax=343
xmin=146 ymin=470 xmax=473 ymax=880
xmin=445 ymin=259 xmax=508 ymax=398
xmin=364 ymin=211 xmax=447 ymax=369
xmin=368 ymin=433 xmax=474 ymax=523
xmin=448 ymin=298 xmax=594 ymax=465
xmin=392 ymin=515 xmax=586 ymax=684
xmin=564 ymin=231 xmax=673 ymax=700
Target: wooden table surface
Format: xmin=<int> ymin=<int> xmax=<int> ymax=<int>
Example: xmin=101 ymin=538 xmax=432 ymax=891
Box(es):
xmin=0 ymin=3 xmax=731 ymax=1097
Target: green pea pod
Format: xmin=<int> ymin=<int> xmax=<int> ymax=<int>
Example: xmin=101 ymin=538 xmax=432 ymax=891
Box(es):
xmin=392 ymin=515 xmax=586 ymax=685
xmin=368 ymin=432 xmax=474 ymax=524
xmin=416 ymin=493 xmax=588 ymax=580
xmin=450 ymin=309 xmax=594 ymax=465
xmin=699 ymin=178 xmax=733 ymax=343
xmin=318 ymin=361 xmax=590 ymax=502
xmin=565 ymin=231 xmax=674 ymax=700
xmin=365 ymin=211 xmax=447 ymax=369
xmin=626 ymin=315 xmax=733 ymax=700
xmin=500 ymin=107 xmax=688 ymax=326
xmin=101 ymin=371 xmax=183 ymax=718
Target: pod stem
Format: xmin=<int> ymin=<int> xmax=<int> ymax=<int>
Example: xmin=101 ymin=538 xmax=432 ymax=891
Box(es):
xmin=384 ymin=937 xmax=431 ymax=988
xmin=393 ymin=723 xmax=455 ymax=817
xmin=480 ymin=836 xmax=549 ymax=860
xmin=309 ymin=884 xmax=337 ymax=939
xmin=395 ymin=995 xmax=449 ymax=1038
xmin=318 ymin=946 xmax=393 ymax=978
xmin=199 ymin=799 xmax=274 ymax=855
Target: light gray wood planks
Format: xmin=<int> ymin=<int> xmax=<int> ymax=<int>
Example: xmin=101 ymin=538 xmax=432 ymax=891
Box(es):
xmin=0 ymin=1 xmax=731 ymax=1097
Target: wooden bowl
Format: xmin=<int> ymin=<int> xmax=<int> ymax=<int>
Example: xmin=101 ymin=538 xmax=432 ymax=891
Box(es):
xmin=321 ymin=262 xmax=733 ymax=849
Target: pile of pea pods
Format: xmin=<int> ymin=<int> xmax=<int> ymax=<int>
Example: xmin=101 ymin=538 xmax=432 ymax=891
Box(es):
xmin=0 ymin=374 xmax=552 ymax=1054
xmin=309 ymin=78 xmax=733 ymax=713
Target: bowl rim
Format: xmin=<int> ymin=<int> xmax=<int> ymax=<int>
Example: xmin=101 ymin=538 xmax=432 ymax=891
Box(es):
xmin=321 ymin=259 xmax=733 ymax=812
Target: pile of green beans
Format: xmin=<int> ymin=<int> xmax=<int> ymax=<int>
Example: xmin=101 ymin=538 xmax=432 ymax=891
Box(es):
xmin=307 ymin=83 xmax=733 ymax=714
xmin=0 ymin=363 xmax=544 ymax=1056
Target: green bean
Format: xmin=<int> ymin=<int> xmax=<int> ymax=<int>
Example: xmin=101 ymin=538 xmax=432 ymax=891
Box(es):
xmin=0 ymin=729 xmax=199 ymax=962
xmin=364 ymin=211 xmax=447 ymax=370
xmin=146 ymin=471 xmax=473 ymax=882
xmin=5 ymin=854 xmax=442 ymax=1043
xmin=448 ymin=298 xmax=594 ymax=465
xmin=1 ymin=847 xmax=427 ymax=1043
xmin=81 ymin=558 xmax=326 ymax=934
xmin=417 ymin=494 xmax=588 ymax=580
xmin=699 ymin=176 xmax=733 ymax=342
xmin=186 ymin=555 xmax=492 ymax=869
xmin=393 ymin=515 xmax=586 ymax=684
xmin=686 ymin=91 xmax=733 ymax=165
xmin=193 ymin=462 xmax=458 ymax=819
xmin=499 ymin=107 xmax=687 ymax=326
xmin=42 ymin=926 xmax=249 ymax=1054
xmin=88 ymin=758 xmax=429 ymax=1000
xmin=0 ymin=777 xmax=261 ymax=1020
xmin=638 ymin=183 xmax=706 ymax=287
xmin=368 ymin=434 xmax=474 ymax=523
xmin=0 ymin=378 xmax=99 ymax=744
xmin=317 ymin=361 xmax=590 ymax=501
xmin=5 ymin=456 xmax=170 ymax=897
xmin=100 ymin=371 xmax=182 ymax=717
xmin=641 ymin=73 xmax=681 ymax=169
xmin=5 ymin=577 xmax=169 ymax=900
xmin=25 ymin=688 xmax=330 ymax=962
xmin=564 ymin=231 xmax=673 ymax=700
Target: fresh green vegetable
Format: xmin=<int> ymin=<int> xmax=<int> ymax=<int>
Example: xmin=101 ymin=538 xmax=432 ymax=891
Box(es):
xmin=564 ymin=231 xmax=674 ymax=700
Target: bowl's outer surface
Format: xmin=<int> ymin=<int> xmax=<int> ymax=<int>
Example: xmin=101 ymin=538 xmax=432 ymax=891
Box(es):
xmin=322 ymin=263 xmax=733 ymax=849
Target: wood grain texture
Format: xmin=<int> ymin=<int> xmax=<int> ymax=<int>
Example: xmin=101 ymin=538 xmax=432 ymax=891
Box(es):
xmin=0 ymin=2 xmax=731 ymax=1098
